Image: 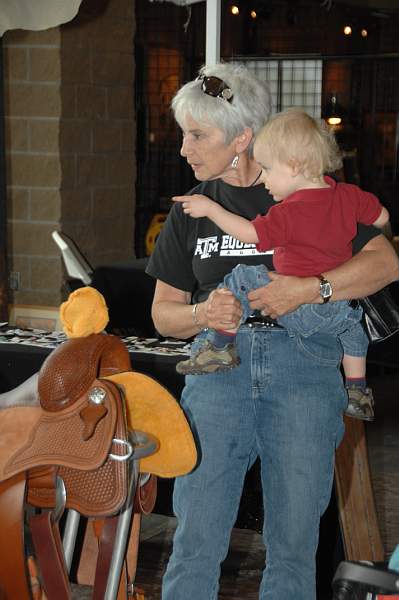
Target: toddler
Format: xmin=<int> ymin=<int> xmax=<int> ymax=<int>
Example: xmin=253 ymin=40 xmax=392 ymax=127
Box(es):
xmin=174 ymin=108 xmax=389 ymax=421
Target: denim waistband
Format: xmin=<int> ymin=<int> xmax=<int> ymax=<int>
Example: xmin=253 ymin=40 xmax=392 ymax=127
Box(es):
xmin=244 ymin=314 xmax=284 ymax=329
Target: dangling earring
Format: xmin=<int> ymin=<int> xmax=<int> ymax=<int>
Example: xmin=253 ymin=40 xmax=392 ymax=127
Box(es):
xmin=231 ymin=154 xmax=239 ymax=169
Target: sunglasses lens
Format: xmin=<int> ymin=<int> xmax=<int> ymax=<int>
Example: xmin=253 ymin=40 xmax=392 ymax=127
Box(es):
xmin=201 ymin=76 xmax=233 ymax=102
xmin=202 ymin=76 xmax=224 ymax=96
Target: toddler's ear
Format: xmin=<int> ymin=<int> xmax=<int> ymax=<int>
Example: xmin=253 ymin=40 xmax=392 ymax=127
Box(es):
xmin=288 ymin=158 xmax=301 ymax=177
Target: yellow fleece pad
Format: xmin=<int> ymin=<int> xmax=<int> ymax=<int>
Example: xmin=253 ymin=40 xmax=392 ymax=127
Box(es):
xmin=60 ymin=286 xmax=109 ymax=338
xmin=105 ymin=372 xmax=197 ymax=478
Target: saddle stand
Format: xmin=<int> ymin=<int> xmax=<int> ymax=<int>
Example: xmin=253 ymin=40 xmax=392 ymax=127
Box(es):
xmin=0 ymin=333 xmax=159 ymax=600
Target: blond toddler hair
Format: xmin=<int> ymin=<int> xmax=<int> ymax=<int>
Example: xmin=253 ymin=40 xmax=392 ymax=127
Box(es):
xmin=255 ymin=108 xmax=343 ymax=180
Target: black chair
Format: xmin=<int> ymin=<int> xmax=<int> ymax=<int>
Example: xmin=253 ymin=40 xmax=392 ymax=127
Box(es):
xmin=332 ymin=561 xmax=399 ymax=599
xmin=90 ymin=259 xmax=156 ymax=338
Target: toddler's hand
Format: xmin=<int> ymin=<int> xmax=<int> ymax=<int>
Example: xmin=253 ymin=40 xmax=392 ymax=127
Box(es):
xmin=172 ymin=194 xmax=215 ymax=218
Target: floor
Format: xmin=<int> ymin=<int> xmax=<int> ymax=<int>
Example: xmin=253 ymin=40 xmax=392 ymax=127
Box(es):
xmin=72 ymin=370 xmax=399 ymax=599
xmin=135 ymin=518 xmax=265 ymax=600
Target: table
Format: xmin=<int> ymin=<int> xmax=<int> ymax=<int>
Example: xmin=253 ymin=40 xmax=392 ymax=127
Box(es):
xmin=0 ymin=334 xmax=186 ymax=394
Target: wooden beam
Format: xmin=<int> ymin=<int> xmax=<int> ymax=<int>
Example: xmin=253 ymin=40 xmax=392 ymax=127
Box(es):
xmin=334 ymin=416 xmax=384 ymax=561
xmin=333 ymin=0 xmax=399 ymax=10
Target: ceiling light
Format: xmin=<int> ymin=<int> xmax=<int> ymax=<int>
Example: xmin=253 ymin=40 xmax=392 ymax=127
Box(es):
xmin=361 ymin=28 xmax=368 ymax=37
xmin=343 ymin=25 xmax=352 ymax=35
xmin=231 ymin=4 xmax=239 ymax=15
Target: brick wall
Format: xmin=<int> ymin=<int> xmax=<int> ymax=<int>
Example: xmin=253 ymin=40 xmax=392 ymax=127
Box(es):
xmin=3 ymin=0 xmax=136 ymax=311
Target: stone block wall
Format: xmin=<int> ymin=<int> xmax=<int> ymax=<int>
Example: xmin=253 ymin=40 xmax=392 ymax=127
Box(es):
xmin=4 ymin=27 xmax=63 ymax=308
xmin=3 ymin=0 xmax=136 ymax=310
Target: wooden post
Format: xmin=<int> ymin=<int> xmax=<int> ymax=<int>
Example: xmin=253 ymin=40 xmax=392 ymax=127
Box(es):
xmin=334 ymin=416 xmax=384 ymax=561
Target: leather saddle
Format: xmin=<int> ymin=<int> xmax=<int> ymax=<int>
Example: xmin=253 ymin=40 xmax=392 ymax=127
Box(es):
xmin=0 ymin=333 xmax=159 ymax=600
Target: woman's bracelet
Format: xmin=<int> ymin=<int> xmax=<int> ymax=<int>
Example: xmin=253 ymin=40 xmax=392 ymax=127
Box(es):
xmin=192 ymin=303 xmax=202 ymax=329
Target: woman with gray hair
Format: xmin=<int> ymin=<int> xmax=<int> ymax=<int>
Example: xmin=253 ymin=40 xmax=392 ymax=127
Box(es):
xmin=146 ymin=62 xmax=399 ymax=599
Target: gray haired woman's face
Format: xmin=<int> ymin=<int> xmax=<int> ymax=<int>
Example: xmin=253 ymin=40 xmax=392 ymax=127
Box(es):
xmin=179 ymin=113 xmax=238 ymax=182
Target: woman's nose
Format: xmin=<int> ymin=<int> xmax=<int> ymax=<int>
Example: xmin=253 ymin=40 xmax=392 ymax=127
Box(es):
xmin=180 ymin=136 xmax=189 ymax=157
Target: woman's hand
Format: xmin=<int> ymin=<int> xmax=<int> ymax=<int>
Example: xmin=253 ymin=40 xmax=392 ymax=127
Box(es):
xmin=248 ymin=271 xmax=319 ymax=319
xmin=151 ymin=281 xmax=242 ymax=339
xmin=205 ymin=288 xmax=243 ymax=330
xmin=172 ymin=194 xmax=216 ymax=219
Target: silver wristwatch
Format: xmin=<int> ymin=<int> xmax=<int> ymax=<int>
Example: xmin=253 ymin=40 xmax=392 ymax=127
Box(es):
xmin=317 ymin=274 xmax=332 ymax=303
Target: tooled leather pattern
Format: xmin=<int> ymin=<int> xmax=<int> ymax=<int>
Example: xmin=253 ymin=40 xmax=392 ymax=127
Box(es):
xmin=38 ymin=334 xmax=131 ymax=412
xmin=58 ymin=380 xmax=129 ymax=516
xmin=27 ymin=379 xmax=129 ymax=516
xmin=4 ymin=379 xmax=118 ymax=478
xmin=25 ymin=334 xmax=131 ymax=515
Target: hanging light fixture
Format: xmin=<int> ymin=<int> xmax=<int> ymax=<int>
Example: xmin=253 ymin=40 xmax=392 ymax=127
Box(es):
xmin=325 ymin=93 xmax=343 ymax=127
xmin=343 ymin=24 xmax=352 ymax=35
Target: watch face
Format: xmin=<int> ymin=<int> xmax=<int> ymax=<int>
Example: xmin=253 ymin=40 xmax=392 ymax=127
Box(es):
xmin=320 ymin=282 xmax=332 ymax=298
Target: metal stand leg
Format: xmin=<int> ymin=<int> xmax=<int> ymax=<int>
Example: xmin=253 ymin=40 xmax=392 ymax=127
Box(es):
xmin=62 ymin=509 xmax=81 ymax=573
xmin=104 ymin=460 xmax=139 ymax=600
xmin=104 ymin=431 xmax=159 ymax=600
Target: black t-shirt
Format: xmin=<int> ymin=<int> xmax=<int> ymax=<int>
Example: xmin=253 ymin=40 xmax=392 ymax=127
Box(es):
xmin=146 ymin=179 xmax=381 ymax=304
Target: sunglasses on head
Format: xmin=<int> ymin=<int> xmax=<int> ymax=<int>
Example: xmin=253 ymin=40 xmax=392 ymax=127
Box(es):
xmin=199 ymin=75 xmax=234 ymax=103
